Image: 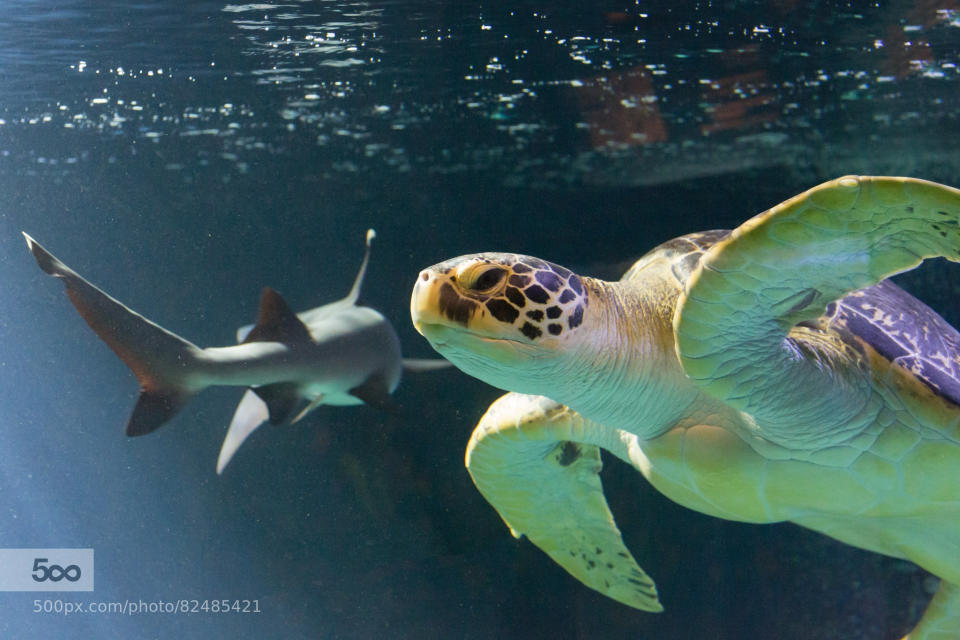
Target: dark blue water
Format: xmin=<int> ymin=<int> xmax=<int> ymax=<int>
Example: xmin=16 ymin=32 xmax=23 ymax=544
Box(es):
xmin=1 ymin=1 xmax=958 ymax=638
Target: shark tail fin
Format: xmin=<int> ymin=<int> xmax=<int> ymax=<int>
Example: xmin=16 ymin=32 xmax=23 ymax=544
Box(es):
xmin=127 ymin=388 xmax=194 ymax=436
xmin=24 ymin=232 xmax=203 ymax=435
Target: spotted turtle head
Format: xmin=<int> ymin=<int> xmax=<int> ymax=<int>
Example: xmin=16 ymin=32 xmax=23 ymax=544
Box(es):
xmin=411 ymin=252 xmax=589 ymax=392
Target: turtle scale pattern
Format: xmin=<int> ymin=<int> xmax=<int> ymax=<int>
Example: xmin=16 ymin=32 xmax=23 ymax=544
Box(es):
xmin=427 ymin=253 xmax=587 ymax=342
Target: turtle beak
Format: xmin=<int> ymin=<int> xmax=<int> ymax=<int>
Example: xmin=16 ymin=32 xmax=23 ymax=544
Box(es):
xmin=412 ymin=266 xmax=486 ymax=350
xmin=410 ymin=268 xmax=443 ymax=336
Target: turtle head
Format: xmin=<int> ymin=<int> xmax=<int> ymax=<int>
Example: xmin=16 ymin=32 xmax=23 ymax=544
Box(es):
xmin=411 ymin=253 xmax=589 ymax=392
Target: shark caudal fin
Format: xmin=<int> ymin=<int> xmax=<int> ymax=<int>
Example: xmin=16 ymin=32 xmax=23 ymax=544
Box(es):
xmin=23 ymin=232 xmax=203 ymax=436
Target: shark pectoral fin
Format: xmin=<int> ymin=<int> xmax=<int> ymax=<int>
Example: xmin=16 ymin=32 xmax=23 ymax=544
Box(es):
xmin=251 ymin=382 xmax=302 ymax=425
xmin=126 ymin=388 xmax=194 ymax=436
xmin=291 ymin=395 xmax=325 ymax=424
xmin=401 ymin=358 xmax=453 ymax=373
xmin=243 ymin=288 xmax=313 ymax=345
xmin=217 ymin=388 xmax=270 ymax=474
xmin=349 ymin=373 xmax=396 ymax=412
xmin=343 ymin=229 xmax=376 ymax=306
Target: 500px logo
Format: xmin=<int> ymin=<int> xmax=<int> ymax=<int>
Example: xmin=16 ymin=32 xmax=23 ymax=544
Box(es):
xmin=32 ymin=558 xmax=82 ymax=583
xmin=0 ymin=549 xmax=93 ymax=592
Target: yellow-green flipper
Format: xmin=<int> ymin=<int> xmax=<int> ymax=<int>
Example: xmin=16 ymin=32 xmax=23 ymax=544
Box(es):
xmin=677 ymin=176 xmax=960 ymax=450
xmin=466 ymin=393 xmax=662 ymax=612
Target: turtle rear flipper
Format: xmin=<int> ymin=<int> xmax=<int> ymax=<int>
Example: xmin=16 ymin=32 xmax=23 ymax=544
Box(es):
xmin=676 ymin=176 xmax=960 ymax=449
xmin=466 ymin=392 xmax=662 ymax=612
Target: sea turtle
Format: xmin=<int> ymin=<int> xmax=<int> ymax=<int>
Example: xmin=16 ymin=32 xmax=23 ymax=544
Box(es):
xmin=409 ymin=176 xmax=960 ymax=639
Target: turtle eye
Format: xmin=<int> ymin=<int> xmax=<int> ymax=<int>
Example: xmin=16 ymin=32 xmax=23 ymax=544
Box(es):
xmin=474 ymin=268 xmax=506 ymax=291
xmin=458 ymin=265 xmax=506 ymax=293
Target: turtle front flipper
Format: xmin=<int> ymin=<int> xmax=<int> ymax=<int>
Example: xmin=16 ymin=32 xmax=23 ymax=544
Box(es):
xmin=466 ymin=392 xmax=663 ymax=612
xmin=676 ymin=176 xmax=960 ymax=449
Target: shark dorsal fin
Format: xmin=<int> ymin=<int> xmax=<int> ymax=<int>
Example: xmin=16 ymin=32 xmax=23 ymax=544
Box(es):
xmin=243 ymin=288 xmax=312 ymax=345
xmin=344 ymin=229 xmax=376 ymax=306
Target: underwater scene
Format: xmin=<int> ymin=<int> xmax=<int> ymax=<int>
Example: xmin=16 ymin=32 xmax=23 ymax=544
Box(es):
xmin=2 ymin=1 xmax=960 ymax=638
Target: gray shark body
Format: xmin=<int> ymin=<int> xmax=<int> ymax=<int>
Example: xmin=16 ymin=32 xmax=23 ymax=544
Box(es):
xmin=23 ymin=230 xmax=448 ymax=473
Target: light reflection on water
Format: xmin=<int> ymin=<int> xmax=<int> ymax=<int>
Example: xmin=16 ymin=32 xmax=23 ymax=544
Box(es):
xmin=0 ymin=2 xmax=958 ymax=185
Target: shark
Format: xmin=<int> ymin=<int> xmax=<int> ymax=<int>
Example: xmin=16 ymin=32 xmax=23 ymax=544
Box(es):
xmin=22 ymin=229 xmax=450 ymax=473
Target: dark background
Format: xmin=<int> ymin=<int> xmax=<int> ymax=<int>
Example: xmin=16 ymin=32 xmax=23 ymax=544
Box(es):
xmin=1 ymin=1 xmax=958 ymax=638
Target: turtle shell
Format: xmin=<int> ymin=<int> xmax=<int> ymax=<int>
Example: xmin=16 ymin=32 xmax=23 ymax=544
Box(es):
xmin=628 ymin=229 xmax=960 ymax=408
xmin=621 ymin=229 xmax=731 ymax=284
xmin=822 ymin=279 xmax=960 ymax=407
